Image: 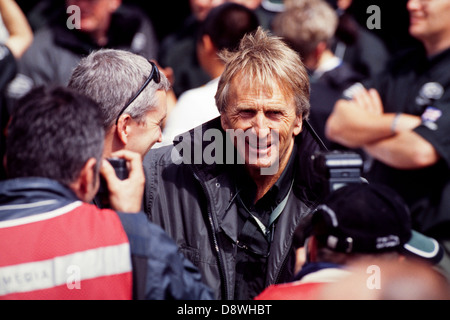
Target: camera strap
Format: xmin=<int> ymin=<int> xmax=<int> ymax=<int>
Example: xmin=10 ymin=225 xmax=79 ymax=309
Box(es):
xmin=237 ymin=179 xmax=294 ymax=242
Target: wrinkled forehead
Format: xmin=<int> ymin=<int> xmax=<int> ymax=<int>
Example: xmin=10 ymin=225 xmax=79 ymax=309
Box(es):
xmin=229 ymin=70 xmax=294 ymax=101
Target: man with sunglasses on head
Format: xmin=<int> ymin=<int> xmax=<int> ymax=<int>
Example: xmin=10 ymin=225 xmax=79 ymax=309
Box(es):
xmin=68 ymin=49 xmax=168 ymax=211
xmin=69 ymin=49 xmax=168 ymax=160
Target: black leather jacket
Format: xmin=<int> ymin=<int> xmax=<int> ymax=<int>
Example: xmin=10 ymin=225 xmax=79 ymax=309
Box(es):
xmin=144 ymin=117 xmax=326 ymax=300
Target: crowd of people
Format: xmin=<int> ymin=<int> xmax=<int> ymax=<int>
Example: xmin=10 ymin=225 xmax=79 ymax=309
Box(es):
xmin=0 ymin=0 xmax=449 ymax=300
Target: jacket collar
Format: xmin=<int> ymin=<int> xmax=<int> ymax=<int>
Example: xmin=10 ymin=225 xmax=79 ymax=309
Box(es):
xmin=0 ymin=177 xmax=80 ymax=219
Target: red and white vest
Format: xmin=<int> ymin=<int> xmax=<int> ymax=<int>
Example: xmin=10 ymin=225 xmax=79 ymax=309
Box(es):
xmin=0 ymin=202 xmax=132 ymax=300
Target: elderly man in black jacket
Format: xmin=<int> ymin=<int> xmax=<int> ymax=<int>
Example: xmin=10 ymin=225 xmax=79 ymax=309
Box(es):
xmin=144 ymin=27 xmax=327 ymax=300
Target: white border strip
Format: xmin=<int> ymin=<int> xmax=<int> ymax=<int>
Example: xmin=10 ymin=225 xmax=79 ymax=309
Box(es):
xmin=0 ymin=200 xmax=58 ymax=211
xmin=0 ymin=201 xmax=83 ymax=229
xmin=404 ymin=238 xmax=440 ymax=259
xmin=0 ymin=243 xmax=131 ymax=296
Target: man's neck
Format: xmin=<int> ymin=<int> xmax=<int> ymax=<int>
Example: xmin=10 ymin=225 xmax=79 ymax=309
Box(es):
xmin=423 ymin=35 xmax=450 ymax=57
xmin=103 ymin=130 xmax=125 ymax=158
xmin=90 ymin=29 xmax=108 ymax=47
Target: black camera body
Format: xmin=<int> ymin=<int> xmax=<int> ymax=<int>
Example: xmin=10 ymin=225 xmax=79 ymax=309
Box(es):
xmin=96 ymin=158 xmax=129 ymax=208
xmin=312 ymin=150 xmax=364 ymax=196
xmin=106 ymin=158 xmax=129 ymax=180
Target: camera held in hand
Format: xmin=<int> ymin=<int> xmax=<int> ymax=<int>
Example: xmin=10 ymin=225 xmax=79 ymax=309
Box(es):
xmin=96 ymin=158 xmax=129 ymax=209
xmin=312 ymin=150 xmax=365 ymax=196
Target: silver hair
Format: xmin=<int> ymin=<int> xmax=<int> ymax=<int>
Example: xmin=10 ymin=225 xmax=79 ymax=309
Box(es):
xmin=68 ymin=49 xmax=170 ymax=130
xmin=216 ymin=27 xmax=310 ymax=119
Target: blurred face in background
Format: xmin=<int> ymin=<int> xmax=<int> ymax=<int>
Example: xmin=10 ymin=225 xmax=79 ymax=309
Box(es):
xmin=66 ymin=0 xmax=121 ymax=34
xmin=190 ymin=0 xmax=227 ymax=21
xmin=407 ymin=0 xmax=450 ymax=50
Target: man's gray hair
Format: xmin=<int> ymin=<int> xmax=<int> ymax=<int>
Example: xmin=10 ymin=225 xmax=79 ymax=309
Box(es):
xmin=68 ymin=49 xmax=170 ymax=130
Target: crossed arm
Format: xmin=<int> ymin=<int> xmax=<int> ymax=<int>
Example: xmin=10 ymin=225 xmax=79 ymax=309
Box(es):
xmin=325 ymin=88 xmax=440 ymax=170
xmin=0 ymin=0 xmax=33 ymax=59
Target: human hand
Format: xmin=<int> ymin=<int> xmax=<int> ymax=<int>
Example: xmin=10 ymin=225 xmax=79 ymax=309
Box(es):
xmin=100 ymin=150 xmax=145 ymax=213
xmin=353 ymin=87 xmax=384 ymax=115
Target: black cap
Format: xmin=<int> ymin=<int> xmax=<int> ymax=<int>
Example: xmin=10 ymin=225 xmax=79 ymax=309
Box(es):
xmin=311 ymin=184 xmax=443 ymax=264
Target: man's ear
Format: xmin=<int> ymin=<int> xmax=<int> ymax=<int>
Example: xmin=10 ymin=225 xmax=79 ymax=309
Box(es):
xmin=293 ymin=115 xmax=303 ymax=136
xmin=116 ymin=114 xmax=132 ymax=145
xmin=201 ymin=34 xmax=216 ymax=55
xmin=70 ymin=158 xmax=98 ymax=203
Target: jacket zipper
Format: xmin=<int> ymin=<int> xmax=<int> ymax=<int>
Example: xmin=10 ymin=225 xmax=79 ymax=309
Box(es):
xmin=192 ymin=169 xmax=229 ymax=300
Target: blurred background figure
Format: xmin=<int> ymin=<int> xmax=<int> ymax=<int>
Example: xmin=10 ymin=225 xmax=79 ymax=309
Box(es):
xmin=272 ymin=0 xmax=365 ymax=150
xmin=7 ymin=0 xmax=159 ymax=101
xmin=159 ymin=0 xmax=281 ymax=99
xmin=230 ymin=0 xmax=281 ymax=29
xmin=284 ymin=0 xmax=390 ymax=80
xmin=158 ymin=0 xmax=227 ymax=98
xmin=0 ymin=0 xmax=33 ymax=181
xmin=323 ymin=0 xmax=390 ymax=79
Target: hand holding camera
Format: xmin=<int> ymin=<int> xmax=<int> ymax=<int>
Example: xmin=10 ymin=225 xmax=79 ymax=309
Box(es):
xmin=100 ymin=150 xmax=145 ymax=213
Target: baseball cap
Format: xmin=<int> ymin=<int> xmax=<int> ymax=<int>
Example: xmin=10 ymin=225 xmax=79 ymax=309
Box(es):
xmin=311 ymin=183 xmax=443 ymax=264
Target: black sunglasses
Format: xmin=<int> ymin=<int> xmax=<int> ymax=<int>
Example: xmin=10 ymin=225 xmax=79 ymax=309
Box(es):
xmin=115 ymin=61 xmax=161 ymax=125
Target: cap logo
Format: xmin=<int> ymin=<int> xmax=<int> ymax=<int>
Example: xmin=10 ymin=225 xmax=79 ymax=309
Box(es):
xmin=327 ymin=235 xmax=339 ymax=249
xmin=376 ymin=235 xmax=400 ymax=250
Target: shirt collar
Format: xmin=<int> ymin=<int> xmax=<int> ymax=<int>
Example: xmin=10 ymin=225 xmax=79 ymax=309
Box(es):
xmin=235 ymin=144 xmax=297 ymax=209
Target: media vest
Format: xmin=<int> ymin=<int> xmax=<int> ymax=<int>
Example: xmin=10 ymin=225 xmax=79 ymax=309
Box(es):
xmin=0 ymin=201 xmax=132 ymax=300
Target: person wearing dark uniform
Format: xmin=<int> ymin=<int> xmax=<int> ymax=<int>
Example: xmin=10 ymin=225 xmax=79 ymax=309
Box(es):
xmin=326 ymin=0 xmax=450 ymax=282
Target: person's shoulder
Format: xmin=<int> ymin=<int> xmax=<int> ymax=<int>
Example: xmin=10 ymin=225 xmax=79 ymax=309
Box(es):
xmin=388 ymin=46 xmax=427 ymax=74
xmin=116 ymin=211 xmax=164 ymax=235
xmin=357 ymin=27 xmax=389 ymax=53
xmin=321 ymin=62 xmax=366 ymax=91
xmin=24 ymin=26 xmax=55 ymax=50
xmin=145 ymin=144 xmax=176 ymax=167
xmin=116 ymin=212 xmax=180 ymax=254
